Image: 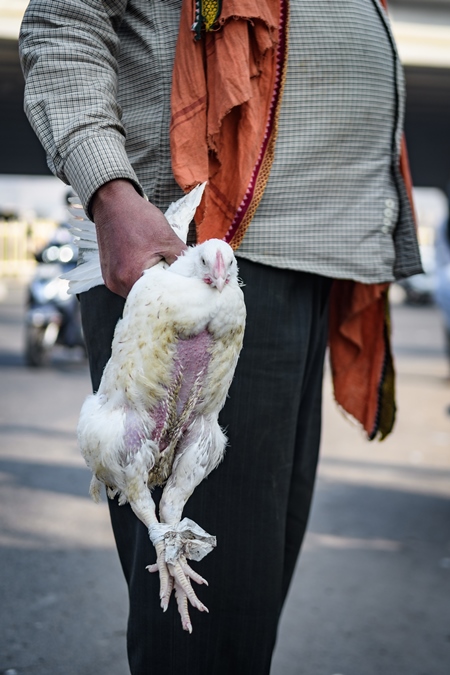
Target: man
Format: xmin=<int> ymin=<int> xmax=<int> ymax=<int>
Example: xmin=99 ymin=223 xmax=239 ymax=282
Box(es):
xmin=19 ymin=1 xmax=422 ymax=673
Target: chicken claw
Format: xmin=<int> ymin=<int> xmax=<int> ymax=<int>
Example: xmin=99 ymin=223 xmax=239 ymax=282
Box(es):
xmin=174 ymin=575 xmax=210 ymax=634
xmin=147 ymin=519 xmax=214 ymax=630
xmin=146 ymin=541 xmax=173 ymax=610
xmin=147 ymin=544 xmax=209 ymax=629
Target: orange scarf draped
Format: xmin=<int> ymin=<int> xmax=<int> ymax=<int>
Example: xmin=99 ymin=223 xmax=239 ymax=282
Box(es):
xmin=170 ymin=0 xmax=288 ymax=246
xmin=170 ymin=0 xmax=415 ymax=440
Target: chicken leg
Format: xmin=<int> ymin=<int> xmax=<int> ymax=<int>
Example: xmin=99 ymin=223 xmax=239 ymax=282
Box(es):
xmin=147 ymin=415 xmax=227 ymax=631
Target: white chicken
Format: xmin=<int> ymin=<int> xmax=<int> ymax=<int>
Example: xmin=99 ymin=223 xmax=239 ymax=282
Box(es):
xmin=63 ymin=186 xmax=246 ymax=632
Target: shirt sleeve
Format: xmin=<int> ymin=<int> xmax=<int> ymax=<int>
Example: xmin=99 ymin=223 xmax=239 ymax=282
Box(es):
xmin=19 ymin=0 xmax=144 ymax=216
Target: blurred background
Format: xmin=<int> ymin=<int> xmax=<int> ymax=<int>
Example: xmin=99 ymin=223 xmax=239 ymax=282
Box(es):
xmin=0 ymin=1 xmax=450 ymax=674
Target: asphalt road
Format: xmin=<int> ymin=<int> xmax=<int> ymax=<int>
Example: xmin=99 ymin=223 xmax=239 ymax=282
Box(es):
xmin=0 ymin=279 xmax=449 ymax=675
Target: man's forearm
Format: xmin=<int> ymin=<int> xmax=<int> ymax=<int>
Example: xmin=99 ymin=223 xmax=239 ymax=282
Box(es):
xmin=19 ymin=0 xmax=139 ymax=214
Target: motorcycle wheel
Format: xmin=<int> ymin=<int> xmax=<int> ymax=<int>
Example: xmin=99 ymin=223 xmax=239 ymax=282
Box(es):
xmin=25 ymin=325 xmax=51 ymax=367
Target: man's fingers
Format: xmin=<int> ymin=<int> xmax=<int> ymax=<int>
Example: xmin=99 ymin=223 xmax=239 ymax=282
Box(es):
xmin=91 ymin=179 xmax=188 ymax=297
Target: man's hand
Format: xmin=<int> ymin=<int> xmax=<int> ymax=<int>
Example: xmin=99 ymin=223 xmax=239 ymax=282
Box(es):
xmin=91 ymin=179 xmax=188 ymax=298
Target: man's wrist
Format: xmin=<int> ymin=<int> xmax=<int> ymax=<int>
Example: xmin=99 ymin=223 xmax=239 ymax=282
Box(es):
xmin=91 ymin=179 xmax=141 ymax=220
xmin=63 ymin=135 xmax=143 ymax=218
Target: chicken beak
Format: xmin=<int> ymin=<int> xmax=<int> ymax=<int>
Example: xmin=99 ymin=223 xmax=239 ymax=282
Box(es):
xmin=214 ymin=276 xmax=226 ymax=292
xmin=212 ymin=250 xmax=227 ymax=292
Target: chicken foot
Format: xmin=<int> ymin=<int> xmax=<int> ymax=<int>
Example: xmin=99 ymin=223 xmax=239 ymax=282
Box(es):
xmin=125 ymin=467 xmax=212 ymax=633
xmin=147 ymin=415 xmax=226 ymax=632
xmin=147 ymin=541 xmax=209 ymax=632
xmin=146 ymin=516 xmax=215 ymax=632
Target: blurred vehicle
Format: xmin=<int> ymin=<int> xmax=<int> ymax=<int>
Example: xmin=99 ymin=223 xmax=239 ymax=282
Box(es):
xmin=24 ymin=224 xmax=85 ymax=367
xmin=434 ymin=213 xmax=450 ymax=377
xmin=397 ymin=187 xmax=447 ymax=305
xmin=397 ymin=241 xmax=437 ymax=305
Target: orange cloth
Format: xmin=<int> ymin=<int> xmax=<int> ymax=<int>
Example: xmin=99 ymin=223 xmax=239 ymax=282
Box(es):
xmin=329 ymin=281 xmax=394 ymax=440
xmin=170 ymin=0 xmax=416 ymax=440
xmin=170 ymin=0 xmax=286 ymax=246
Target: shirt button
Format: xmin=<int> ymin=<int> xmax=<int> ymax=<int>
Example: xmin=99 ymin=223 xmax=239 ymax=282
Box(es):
xmin=384 ymin=208 xmax=393 ymax=218
xmin=381 ymin=225 xmax=390 ymax=234
xmin=383 ymin=218 xmax=391 ymax=226
xmin=385 ymin=198 xmax=395 ymax=208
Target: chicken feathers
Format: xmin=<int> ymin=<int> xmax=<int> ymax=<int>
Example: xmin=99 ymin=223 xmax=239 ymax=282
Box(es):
xmin=67 ymin=187 xmax=246 ymax=632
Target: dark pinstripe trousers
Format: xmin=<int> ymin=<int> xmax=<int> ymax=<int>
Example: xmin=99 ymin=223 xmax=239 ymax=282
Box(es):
xmin=80 ymin=259 xmax=331 ymax=675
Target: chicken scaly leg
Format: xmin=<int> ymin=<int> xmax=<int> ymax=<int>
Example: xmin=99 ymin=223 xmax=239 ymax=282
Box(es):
xmin=147 ymin=415 xmax=227 ymax=631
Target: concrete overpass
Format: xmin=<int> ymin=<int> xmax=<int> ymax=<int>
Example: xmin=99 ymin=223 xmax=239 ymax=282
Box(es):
xmin=2 ymin=0 xmax=450 ymax=189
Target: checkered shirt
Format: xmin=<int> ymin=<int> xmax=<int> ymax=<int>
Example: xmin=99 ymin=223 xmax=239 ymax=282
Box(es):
xmin=19 ymin=0 xmax=422 ymax=283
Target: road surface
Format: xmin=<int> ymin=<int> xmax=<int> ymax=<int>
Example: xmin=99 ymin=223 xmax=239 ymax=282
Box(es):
xmin=0 ymin=279 xmax=449 ymax=675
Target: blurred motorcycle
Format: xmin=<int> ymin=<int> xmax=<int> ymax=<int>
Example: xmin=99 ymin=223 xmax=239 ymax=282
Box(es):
xmin=396 ymin=186 xmax=445 ymax=305
xmin=397 ymin=244 xmax=437 ymax=305
xmin=25 ymin=226 xmax=85 ymax=367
